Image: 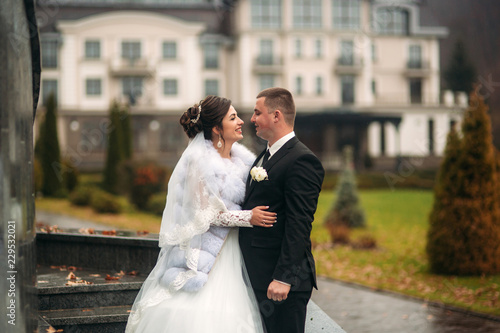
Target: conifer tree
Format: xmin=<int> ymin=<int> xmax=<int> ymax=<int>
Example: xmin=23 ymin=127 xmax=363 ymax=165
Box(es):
xmin=443 ymin=39 xmax=476 ymax=94
xmin=325 ymin=146 xmax=366 ymax=230
xmin=38 ymin=93 xmax=63 ymax=196
xmin=103 ymin=101 xmax=124 ymax=194
xmin=120 ymin=104 xmax=133 ymax=160
xmin=427 ymin=93 xmax=500 ymax=275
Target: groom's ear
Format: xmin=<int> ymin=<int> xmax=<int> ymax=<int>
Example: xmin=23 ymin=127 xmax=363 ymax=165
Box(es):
xmin=274 ymin=110 xmax=282 ymax=123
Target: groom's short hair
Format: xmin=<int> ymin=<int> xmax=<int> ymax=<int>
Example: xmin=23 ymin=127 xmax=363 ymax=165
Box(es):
xmin=257 ymin=87 xmax=295 ymax=126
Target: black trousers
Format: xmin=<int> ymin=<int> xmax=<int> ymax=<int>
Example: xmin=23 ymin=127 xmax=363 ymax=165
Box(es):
xmin=254 ymin=289 xmax=312 ymax=333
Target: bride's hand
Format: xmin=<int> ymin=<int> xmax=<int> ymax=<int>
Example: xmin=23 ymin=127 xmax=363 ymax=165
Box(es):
xmin=250 ymin=206 xmax=277 ymax=228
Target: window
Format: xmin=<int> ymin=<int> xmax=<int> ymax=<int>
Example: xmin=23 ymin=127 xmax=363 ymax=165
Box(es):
xmin=41 ymin=39 xmax=58 ymax=68
xmin=409 ymin=78 xmax=422 ymax=104
xmin=293 ymin=0 xmax=322 ymax=29
xmin=315 ymin=38 xmax=322 ymax=58
xmin=204 ymin=43 xmax=219 ymax=69
xmin=160 ymin=121 xmax=183 ymax=152
xmin=341 ymin=75 xmax=355 ymax=104
xmin=81 ymin=121 xmax=106 ymax=153
xmin=332 ymin=0 xmax=360 ymax=30
xmin=132 ymin=119 xmax=147 ymax=152
xmin=85 ymin=40 xmax=100 ymax=59
xmin=339 ymin=40 xmax=354 ymax=65
xmin=163 ymin=79 xmax=178 ymax=96
xmin=408 ymin=44 xmax=422 ymax=68
xmin=372 ymin=80 xmax=377 ymax=95
xmin=162 ymin=41 xmax=177 ymax=59
xmin=258 ymin=39 xmax=274 ymax=65
xmin=316 ymin=76 xmax=323 ymax=95
xmin=375 ymin=8 xmax=409 ymax=35
xmin=295 ymin=76 xmax=303 ymax=95
xmin=121 ymin=41 xmax=141 ymax=61
xmin=295 ymin=39 xmax=302 ymax=58
xmin=259 ymin=74 xmax=275 ymax=91
xmin=122 ymin=77 xmax=143 ymax=104
xmin=86 ymin=79 xmax=101 ymax=96
xmin=205 ymin=79 xmax=219 ymax=96
xmin=251 ymin=0 xmax=282 ymax=28
xmin=42 ymin=79 xmax=58 ymax=105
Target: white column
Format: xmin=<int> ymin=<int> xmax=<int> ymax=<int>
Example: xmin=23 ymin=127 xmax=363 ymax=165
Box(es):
xmin=368 ymin=122 xmax=381 ymax=157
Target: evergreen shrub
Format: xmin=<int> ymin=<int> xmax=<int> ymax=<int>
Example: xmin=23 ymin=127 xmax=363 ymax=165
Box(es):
xmin=62 ymin=158 xmax=79 ymax=192
xmin=69 ymin=186 xmax=94 ymax=206
xmin=427 ymin=94 xmax=500 ymax=275
xmin=34 ymin=158 xmax=43 ymax=196
xmin=38 ymin=93 xmax=63 ymax=196
xmin=147 ymin=193 xmax=167 ymax=216
xmin=90 ymin=189 xmax=122 ymax=214
xmin=325 ymin=146 xmax=366 ymax=230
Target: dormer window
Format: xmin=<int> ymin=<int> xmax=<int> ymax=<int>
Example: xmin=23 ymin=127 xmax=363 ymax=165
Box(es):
xmin=375 ymin=7 xmax=409 ymax=35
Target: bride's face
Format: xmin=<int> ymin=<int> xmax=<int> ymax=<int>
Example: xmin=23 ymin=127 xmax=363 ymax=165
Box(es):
xmin=219 ymin=105 xmax=244 ymax=144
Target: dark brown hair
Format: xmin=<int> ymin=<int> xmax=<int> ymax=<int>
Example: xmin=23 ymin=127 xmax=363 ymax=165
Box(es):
xmin=256 ymin=87 xmax=295 ymax=126
xmin=179 ymin=95 xmax=232 ymax=141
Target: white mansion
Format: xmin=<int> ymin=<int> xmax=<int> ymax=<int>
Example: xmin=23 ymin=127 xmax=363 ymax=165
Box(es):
xmin=36 ymin=0 xmax=463 ymax=171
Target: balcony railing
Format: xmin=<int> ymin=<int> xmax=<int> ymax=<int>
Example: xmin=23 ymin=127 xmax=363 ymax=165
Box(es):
xmin=404 ymin=60 xmax=431 ymax=77
xmin=253 ymin=56 xmax=283 ymax=74
xmin=334 ymin=57 xmax=364 ymax=75
xmin=109 ymin=58 xmax=154 ymax=77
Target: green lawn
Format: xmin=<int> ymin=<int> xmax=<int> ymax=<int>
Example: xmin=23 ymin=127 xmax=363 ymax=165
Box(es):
xmin=36 ymin=188 xmax=500 ymax=317
xmin=312 ymin=189 xmax=500 ymax=317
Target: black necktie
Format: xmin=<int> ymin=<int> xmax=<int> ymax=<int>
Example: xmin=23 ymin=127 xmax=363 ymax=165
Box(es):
xmin=262 ymin=149 xmax=270 ymax=165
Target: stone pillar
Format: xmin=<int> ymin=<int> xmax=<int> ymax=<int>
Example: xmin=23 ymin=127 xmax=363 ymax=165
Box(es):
xmin=0 ymin=0 xmax=39 ymax=331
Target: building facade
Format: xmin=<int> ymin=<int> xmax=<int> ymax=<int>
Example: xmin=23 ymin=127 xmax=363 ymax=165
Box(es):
xmin=36 ymin=0 xmax=463 ymax=171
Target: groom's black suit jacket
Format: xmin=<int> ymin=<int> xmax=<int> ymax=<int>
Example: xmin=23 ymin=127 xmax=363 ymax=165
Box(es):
xmin=239 ymin=136 xmax=324 ymax=292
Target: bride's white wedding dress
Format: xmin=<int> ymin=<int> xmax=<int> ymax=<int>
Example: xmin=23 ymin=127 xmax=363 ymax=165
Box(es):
xmin=130 ymin=229 xmax=263 ymax=333
xmin=126 ymin=133 xmax=264 ymax=333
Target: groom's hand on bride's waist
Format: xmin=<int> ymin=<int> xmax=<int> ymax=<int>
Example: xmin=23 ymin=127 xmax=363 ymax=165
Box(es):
xmin=267 ymin=280 xmax=291 ymax=302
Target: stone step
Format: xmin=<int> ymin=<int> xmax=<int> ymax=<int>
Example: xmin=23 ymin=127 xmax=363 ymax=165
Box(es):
xmin=39 ymin=305 xmax=130 ymax=333
xmin=36 ymin=229 xmax=160 ymax=273
xmin=37 ymin=266 xmax=145 ymax=311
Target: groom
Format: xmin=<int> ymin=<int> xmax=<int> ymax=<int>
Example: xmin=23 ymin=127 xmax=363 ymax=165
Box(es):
xmin=240 ymin=87 xmax=324 ymax=333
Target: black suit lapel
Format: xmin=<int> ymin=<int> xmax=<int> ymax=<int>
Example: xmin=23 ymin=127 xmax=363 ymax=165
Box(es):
xmin=262 ymin=136 xmax=298 ymax=172
xmin=245 ymin=149 xmax=266 ymax=197
xmin=244 ymin=137 xmax=299 ymax=202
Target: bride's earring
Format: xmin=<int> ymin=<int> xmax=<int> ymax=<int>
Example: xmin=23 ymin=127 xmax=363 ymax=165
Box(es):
xmin=217 ymin=135 xmax=222 ymax=149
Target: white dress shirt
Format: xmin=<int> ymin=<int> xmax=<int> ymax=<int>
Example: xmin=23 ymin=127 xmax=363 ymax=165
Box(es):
xmin=267 ymin=131 xmax=295 ymax=160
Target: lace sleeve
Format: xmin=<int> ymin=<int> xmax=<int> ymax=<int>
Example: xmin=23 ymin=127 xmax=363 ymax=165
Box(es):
xmin=212 ymin=210 xmax=253 ymax=228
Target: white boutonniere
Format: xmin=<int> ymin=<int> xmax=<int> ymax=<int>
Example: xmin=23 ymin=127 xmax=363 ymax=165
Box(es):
xmin=250 ymin=167 xmax=268 ymax=182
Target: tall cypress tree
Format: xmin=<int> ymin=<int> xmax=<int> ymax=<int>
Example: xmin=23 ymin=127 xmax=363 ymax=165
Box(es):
xmin=120 ymin=104 xmax=133 ymax=160
xmin=427 ymin=93 xmax=500 ymax=275
xmin=39 ymin=93 xmax=63 ymax=196
xmin=103 ymin=101 xmax=124 ymax=194
xmin=443 ymin=39 xmax=477 ymax=94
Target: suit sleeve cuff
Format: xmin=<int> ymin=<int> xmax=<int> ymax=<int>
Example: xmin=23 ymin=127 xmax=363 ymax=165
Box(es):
xmin=273 ymin=279 xmax=291 ymax=286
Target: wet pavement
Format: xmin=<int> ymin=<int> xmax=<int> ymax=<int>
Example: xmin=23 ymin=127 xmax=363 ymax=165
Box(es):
xmin=37 ymin=210 xmax=500 ymax=333
xmin=312 ymin=277 xmax=500 ymax=333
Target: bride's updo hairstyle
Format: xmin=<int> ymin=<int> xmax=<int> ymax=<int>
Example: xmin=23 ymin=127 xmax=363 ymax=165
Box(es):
xmin=180 ymin=95 xmax=232 ymax=141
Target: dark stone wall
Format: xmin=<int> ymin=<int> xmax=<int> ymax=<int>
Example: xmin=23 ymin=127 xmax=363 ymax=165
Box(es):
xmin=0 ymin=0 xmax=39 ymax=331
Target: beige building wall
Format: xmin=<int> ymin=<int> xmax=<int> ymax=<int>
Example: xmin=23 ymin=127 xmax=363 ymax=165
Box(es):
xmin=37 ymin=0 xmax=463 ymax=170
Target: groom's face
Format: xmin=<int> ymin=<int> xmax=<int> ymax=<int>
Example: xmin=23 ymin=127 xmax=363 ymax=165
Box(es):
xmin=251 ymin=97 xmax=275 ymax=141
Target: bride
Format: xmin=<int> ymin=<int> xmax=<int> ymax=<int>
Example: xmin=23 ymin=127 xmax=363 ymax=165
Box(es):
xmin=125 ymin=96 xmax=276 ymax=332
